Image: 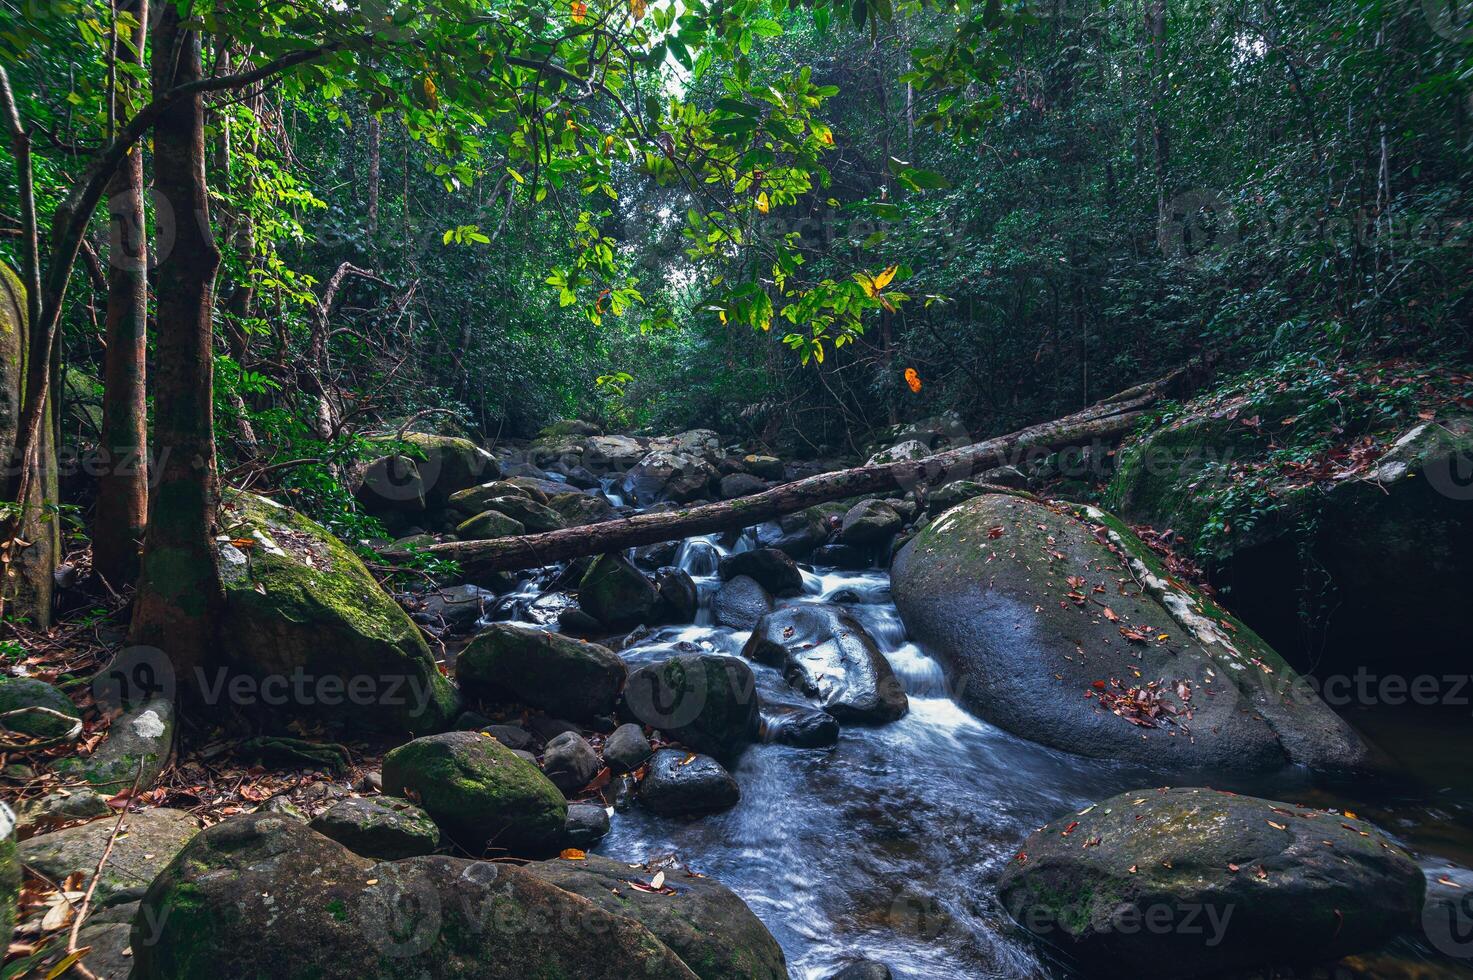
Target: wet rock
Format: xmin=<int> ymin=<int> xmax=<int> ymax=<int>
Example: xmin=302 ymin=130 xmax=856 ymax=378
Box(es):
xmin=603 ymin=723 xmax=653 ymax=773
xmin=454 ymin=508 xmax=525 ymax=541
xmin=579 ymin=552 xmax=659 ymax=628
xmin=381 ymin=731 xmax=567 ymax=855
xmin=720 ymin=473 xmax=768 ymax=499
xmin=827 ymin=962 xmax=893 ymax=980
xmin=763 ymin=703 xmax=840 ymax=748
xmin=414 ymin=583 xmax=493 ymax=631
xmin=563 ymin=803 xmax=610 ymax=848
xmin=0 ymin=677 xmax=79 ymax=739
xmin=648 ymin=429 xmax=723 ymax=461
xmin=623 ymin=450 xmax=719 ymax=504
xmin=556 ymin=607 xmax=603 ymax=637
xmin=457 ymin=623 xmax=626 ymax=721
xmin=712 ymin=575 xmax=773 ymax=630
xmin=624 ymin=655 xmax=760 ymax=762
xmin=395 ymin=432 xmax=501 ymax=507
xmin=547 ymin=490 xmax=615 ymax=526
xmin=448 ymin=480 xmax=532 ymax=514
xmin=214 ymin=492 xmax=459 ymax=736
xmin=998 ymin=787 xmax=1426 ymax=977
xmin=583 ymin=434 xmax=648 ymax=471
xmin=838 ymin=499 xmax=902 ymax=546
xmin=654 ymin=566 xmax=699 ymax=623
xmin=891 ymin=494 xmax=1374 ymax=772
xmin=718 ymin=548 xmax=804 ymax=597
xmin=484 ymin=724 xmax=534 ymax=751
xmin=638 ymin=749 xmax=740 ymax=816
xmin=507 ymin=474 xmax=576 ymax=500
xmin=744 ymin=605 xmax=908 ymax=724
xmin=541 ymin=731 xmax=598 ymax=795
xmin=755 ymin=507 xmax=833 ymax=558
xmin=54 ymin=698 xmax=175 ymax=795
xmin=131 ymin=813 xmax=701 ymax=980
xmin=632 ymin=539 xmax=681 ymax=569
xmin=20 ymin=808 xmax=200 ymax=908
xmin=527 ymin=852 xmax=787 ymax=980
xmin=809 ymin=543 xmax=872 ymax=570
xmin=309 ymin=797 xmax=439 ymax=860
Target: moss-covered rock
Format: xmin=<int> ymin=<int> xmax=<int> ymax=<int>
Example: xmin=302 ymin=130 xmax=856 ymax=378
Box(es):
xmin=309 ymin=797 xmax=440 ymax=860
xmin=454 ymin=509 xmax=525 ymax=541
xmin=19 ymin=807 xmax=200 ymax=909
xmin=457 ymin=623 xmax=626 ymax=720
xmin=891 ymin=494 xmax=1373 ymax=773
xmin=547 ymin=490 xmax=615 ymax=526
xmin=355 ymin=454 xmax=426 ymax=516
xmin=53 ymin=698 xmax=175 ymax=794
xmin=579 ymin=553 xmax=659 ymax=628
xmin=396 ymin=432 xmax=501 ymax=508
xmin=216 ymin=493 xmax=458 ymax=736
xmin=526 ymin=852 xmax=787 ymax=980
xmin=131 ymin=813 xmax=700 ymax=980
xmin=476 ymin=494 xmax=565 ymax=534
xmin=623 ymin=655 xmax=760 ymax=762
xmin=381 ymin=731 xmax=566 ymax=855
xmin=1 ymin=802 xmax=17 ymax=948
xmin=998 ymin=787 xmax=1425 ymax=977
xmin=0 ymin=677 xmax=80 ymax=739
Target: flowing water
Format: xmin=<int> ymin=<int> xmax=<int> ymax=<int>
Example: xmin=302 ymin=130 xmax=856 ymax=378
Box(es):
xmin=490 ymin=528 xmax=1473 ymax=979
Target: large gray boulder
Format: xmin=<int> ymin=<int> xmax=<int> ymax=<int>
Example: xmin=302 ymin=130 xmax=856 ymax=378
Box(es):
xmin=743 ymin=605 xmax=908 ymax=724
xmin=584 ymin=434 xmax=649 ymax=472
xmin=457 ymin=623 xmax=626 ymax=720
xmin=712 ymin=575 xmax=773 ymax=630
xmin=54 ymin=698 xmax=174 ymax=795
xmin=309 ymin=797 xmax=439 ymax=860
xmin=891 ymin=494 xmax=1374 ymax=773
xmin=19 ymin=808 xmax=200 ymax=908
xmin=579 ymin=552 xmax=660 ymax=628
xmin=215 ymin=493 xmax=459 ymax=735
xmin=130 ymin=813 xmax=703 ymax=980
xmin=623 ymin=655 xmax=760 ymax=762
xmin=998 ymin=787 xmax=1425 ymax=977
xmin=623 ymin=451 xmax=719 ymax=504
xmin=381 ymin=731 xmax=566 ymax=855
xmin=526 ymin=852 xmax=786 ymax=980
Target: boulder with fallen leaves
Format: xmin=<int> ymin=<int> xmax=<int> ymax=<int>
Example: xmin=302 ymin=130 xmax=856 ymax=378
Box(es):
xmin=130 ymin=813 xmax=702 ymax=980
xmin=998 ymin=787 xmax=1426 ymax=976
xmin=891 ymin=494 xmax=1375 ymax=773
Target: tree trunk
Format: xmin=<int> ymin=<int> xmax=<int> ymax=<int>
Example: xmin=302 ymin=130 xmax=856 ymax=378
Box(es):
xmin=94 ymin=0 xmax=149 ymax=588
xmin=367 ymin=114 xmax=381 ymax=236
xmin=429 ymin=375 xmax=1180 ymax=573
xmin=129 ymin=5 xmax=225 ymax=690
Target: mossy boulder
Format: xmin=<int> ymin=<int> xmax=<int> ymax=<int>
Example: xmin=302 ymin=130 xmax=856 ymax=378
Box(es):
xmin=0 ymin=677 xmax=80 ymax=739
xmin=355 ymin=454 xmax=426 ymax=516
xmin=838 ymin=499 xmax=902 ymax=546
xmin=891 ymin=494 xmax=1374 ymax=774
xmin=998 ymin=787 xmax=1426 ymax=977
xmin=381 ymin=731 xmax=566 ymax=855
xmin=216 ymin=493 xmax=458 ymax=736
xmin=1106 ymin=365 xmax=1473 ymax=674
xmin=19 ymin=808 xmax=200 ymax=908
xmin=53 ymin=698 xmax=174 ymax=794
xmin=309 ymin=797 xmax=439 ymax=860
xmin=454 ymin=509 xmax=525 ymax=541
xmin=547 ymin=490 xmax=616 ymax=526
xmin=131 ymin=813 xmax=701 ymax=980
xmin=393 ymin=432 xmax=500 ymax=508
xmin=526 ymin=852 xmax=787 ymax=980
xmin=447 ymin=480 xmax=531 ymax=514
xmin=457 ymin=623 xmax=626 ymax=721
xmin=623 ymin=655 xmax=760 ymax=762
xmin=477 ymin=494 xmax=565 ymax=534
xmin=1 ymin=803 xmax=17 ymax=948
xmin=717 ymin=548 xmax=803 ymax=597
xmin=579 ymin=553 xmax=659 ymax=628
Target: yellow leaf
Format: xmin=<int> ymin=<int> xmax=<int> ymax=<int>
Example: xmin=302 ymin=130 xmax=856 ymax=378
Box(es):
xmin=45 ymin=948 xmax=91 ymax=980
xmin=631 ymin=0 xmax=647 ymax=18
xmin=1267 ymin=820 xmax=1287 ymax=831
xmin=756 ymin=192 xmax=770 ymax=214
xmin=873 ymin=264 xmax=899 ymax=290
xmin=571 ymin=0 xmax=587 ymax=22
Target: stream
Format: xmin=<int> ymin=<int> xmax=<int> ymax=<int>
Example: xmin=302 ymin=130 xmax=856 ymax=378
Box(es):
xmin=484 ymin=521 xmax=1473 ymax=979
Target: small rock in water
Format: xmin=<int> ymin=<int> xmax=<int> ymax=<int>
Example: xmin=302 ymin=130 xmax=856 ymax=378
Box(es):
xmin=764 ymin=704 xmax=841 ymax=748
xmin=712 ymin=574 xmax=774 ymax=630
xmin=827 ymin=962 xmax=893 ymax=980
xmin=653 ymin=566 xmax=699 ymax=623
xmin=639 ymin=749 xmax=740 ymax=816
xmin=563 ymin=802 xmax=611 ymax=848
xmin=718 ymin=548 xmax=804 ymax=597
xmin=623 ymin=654 xmax=760 ymax=762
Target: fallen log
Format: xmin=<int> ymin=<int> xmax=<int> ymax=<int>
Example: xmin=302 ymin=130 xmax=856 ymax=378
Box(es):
xmin=429 ymin=373 xmax=1179 ymax=573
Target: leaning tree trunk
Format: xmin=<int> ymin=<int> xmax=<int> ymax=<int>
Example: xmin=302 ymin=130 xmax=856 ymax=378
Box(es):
xmin=429 ymin=374 xmax=1182 ymax=573
xmin=94 ymin=0 xmax=150 ymax=588
xmin=129 ymin=5 xmax=225 ymax=689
